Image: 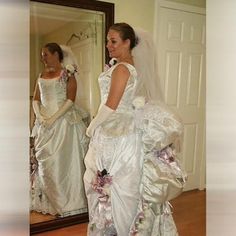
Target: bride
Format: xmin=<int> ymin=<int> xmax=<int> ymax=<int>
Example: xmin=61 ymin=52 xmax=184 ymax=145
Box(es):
xmin=31 ymin=43 xmax=88 ymax=217
xmin=84 ymin=23 xmax=186 ymax=235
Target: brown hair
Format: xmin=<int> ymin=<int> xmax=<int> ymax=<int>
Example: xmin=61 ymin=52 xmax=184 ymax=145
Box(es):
xmin=109 ymin=22 xmax=138 ymax=50
xmin=43 ymin=43 xmax=63 ymax=62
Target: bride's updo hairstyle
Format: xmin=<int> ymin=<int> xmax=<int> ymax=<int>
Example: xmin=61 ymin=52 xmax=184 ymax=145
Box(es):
xmin=109 ymin=23 xmax=138 ymax=50
xmin=44 ymin=42 xmax=64 ymax=63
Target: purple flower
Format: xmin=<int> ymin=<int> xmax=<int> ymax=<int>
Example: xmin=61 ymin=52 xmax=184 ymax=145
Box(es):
xmin=59 ymin=64 xmax=78 ymax=83
xmin=155 ymin=144 xmax=176 ymax=164
xmin=92 ymin=169 xmax=112 ymax=196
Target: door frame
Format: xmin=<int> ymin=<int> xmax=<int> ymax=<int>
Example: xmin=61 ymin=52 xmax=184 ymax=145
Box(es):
xmin=153 ymin=0 xmax=206 ymax=190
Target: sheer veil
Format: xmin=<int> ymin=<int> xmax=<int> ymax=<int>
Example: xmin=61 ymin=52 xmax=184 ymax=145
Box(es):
xmin=60 ymin=45 xmax=90 ymax=121
xmin=132 ymin=29 xmax=183 ymax=152
xmin=60 ymin=45 xmax=84 ymax=107
xmin=132 ymin=28 xmax=164 ymax=103
xmin=60 ymin=45 xmax=78 ymax=69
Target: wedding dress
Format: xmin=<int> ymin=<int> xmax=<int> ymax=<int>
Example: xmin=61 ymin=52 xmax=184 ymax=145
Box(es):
xmin=31 ymin=73 xmax=89 ymax=217
xmin=84 ymin=62 xmax=184 ymax=235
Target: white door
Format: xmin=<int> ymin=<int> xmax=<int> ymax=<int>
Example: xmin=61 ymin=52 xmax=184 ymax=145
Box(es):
xmin=156 ymin=4 xmax=206 ymax=190
xmin=71 ymin=38 xmax=101 ymax=119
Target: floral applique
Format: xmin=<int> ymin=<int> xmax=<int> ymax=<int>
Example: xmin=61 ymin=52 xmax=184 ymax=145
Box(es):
xmin=154 ymin=144 xmax=187 ymax=182
xmin=92 ymin=169 xmax=112 ymax=197
xmin=132 ymin=96 xmax=146 ymax=110
xmin=154 ymin=144 xmax=176 ymax=164
xmin=60 ymin=64 xmax=78 ymax=83
xmin=130 ymin=200 xmax=173 ymax=235
xmin=66 ymin=64 xmax=78 ymax=77
xmin=104 ymin=58 xmax=117 ymax=71
xmin=90 ymin=169 xmax=116 ymax=233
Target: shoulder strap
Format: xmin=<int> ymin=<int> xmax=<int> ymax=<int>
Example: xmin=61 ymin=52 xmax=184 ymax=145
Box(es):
xmin=113 ymin=62 xmax=137 ymax=77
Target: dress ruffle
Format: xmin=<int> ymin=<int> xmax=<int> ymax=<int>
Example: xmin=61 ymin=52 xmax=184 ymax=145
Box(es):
xmin=138 ymin=102 xmax=183 ymax=153
xmin=129 ymin=101 xmax=186 ymax=235
xmin=142 ymin=148 xmax=187 ymax=204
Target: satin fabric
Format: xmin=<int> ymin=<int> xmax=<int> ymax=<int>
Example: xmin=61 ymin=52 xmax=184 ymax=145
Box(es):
xmin=84 ymin=63 xmax=143 ymax=235
xmin=31 ymin=76 xmax=88 ymax=216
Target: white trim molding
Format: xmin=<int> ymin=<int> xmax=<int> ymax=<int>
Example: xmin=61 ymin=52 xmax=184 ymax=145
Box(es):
xmin=158 ymin=0 xmax=206 ymax=15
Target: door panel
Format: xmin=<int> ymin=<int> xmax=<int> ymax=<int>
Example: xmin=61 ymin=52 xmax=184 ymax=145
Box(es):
xmin=157 ymin=7 xmax=206 ymax=190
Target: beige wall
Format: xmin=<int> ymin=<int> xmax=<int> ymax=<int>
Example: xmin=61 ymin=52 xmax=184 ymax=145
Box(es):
xmin=100 ymin=0 xmax=156 ymax=34
xmin=30 ymin=34 xmax=43 ymax=97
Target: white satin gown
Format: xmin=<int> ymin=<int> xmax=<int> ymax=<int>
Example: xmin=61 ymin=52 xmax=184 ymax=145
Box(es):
xmin=31 ymin=73 xmax=89 ymax=217
xmin=84 ymin=62 xmax=181 ymax=235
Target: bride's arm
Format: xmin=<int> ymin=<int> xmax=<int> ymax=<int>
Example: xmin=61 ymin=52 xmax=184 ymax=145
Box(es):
xmin=105 ymin=64 xmax=130 ymax=109
xmin=66 ymin=75 xmax=77 ymax=102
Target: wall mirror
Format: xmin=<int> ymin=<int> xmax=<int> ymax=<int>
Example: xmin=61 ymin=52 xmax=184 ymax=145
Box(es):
xmin=30 ymin=0 xmax=114 ymax=234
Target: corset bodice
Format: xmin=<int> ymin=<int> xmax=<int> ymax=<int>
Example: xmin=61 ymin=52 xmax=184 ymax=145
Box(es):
xmin=38 ymin=77 xmax=67 ymax=117
xmin=98 ymin=63 xmax=138 ymax=113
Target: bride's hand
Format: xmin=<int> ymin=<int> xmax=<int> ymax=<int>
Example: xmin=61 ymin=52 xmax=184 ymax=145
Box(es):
xmin=42 ymin=117 xmax=56 ymax=129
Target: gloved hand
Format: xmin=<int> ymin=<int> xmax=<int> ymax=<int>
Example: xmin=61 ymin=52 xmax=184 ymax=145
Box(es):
xmin=86 ymin=104 xmax=114 ymax=137
xmin=32 ymin=100 xmax=45 ymax=124
xmin=43 ymin=99 xmax=73 ymax=129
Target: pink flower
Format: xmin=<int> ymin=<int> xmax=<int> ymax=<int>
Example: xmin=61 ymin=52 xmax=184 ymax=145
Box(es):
xmin=59 ymin=64 xmax=78 ymax=83
xmin=92 ymin=170 xmax=112 ymax=196
xmin=66 ymin=64 xmax=78 ymax=76
xmin=104 ymin=58 xmax=117 ymax=71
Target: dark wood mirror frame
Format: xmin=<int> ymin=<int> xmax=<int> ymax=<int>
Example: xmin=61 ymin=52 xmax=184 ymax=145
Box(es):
xmin=30 ymin=0 xmax=114 ymax=234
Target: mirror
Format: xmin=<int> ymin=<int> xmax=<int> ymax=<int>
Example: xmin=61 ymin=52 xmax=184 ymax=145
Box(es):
xmin=30 ymin=0 xmax=114 ymax=234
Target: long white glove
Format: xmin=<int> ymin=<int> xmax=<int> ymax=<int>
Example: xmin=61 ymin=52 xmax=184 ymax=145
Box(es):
xmin=43 ymin=99 xmax=73 ymax=129
xmin=32 ymin=100 xmax=45 ymax=124
xmin=86 ymin=104 xmax=114 ymax=137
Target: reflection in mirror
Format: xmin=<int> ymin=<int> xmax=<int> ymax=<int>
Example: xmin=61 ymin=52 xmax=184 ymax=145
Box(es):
xmin=30 ymin=1 xmax=104 ymax=120
xmin=29 ymin=0 xmax=114 ymax=234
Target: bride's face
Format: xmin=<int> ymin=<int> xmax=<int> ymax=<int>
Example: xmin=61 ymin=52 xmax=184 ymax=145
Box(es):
xmin=106 ymin=29 xmax=129 ymax=59
xmin=41 ymin=47 xmax=57 ymax=67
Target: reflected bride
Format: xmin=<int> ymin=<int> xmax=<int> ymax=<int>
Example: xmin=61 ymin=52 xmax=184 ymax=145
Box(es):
xmin=30 ymin=43 xmax=89 ymax=217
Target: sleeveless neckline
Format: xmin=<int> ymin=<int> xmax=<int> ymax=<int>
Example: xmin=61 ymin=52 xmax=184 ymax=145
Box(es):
xmin=39 ymin=69 xmax=63 ymax=80
xmin=39 ymin=76 xmax=60 ymax=80
xmin=115 ymin=62 xmax=135 ymax=70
